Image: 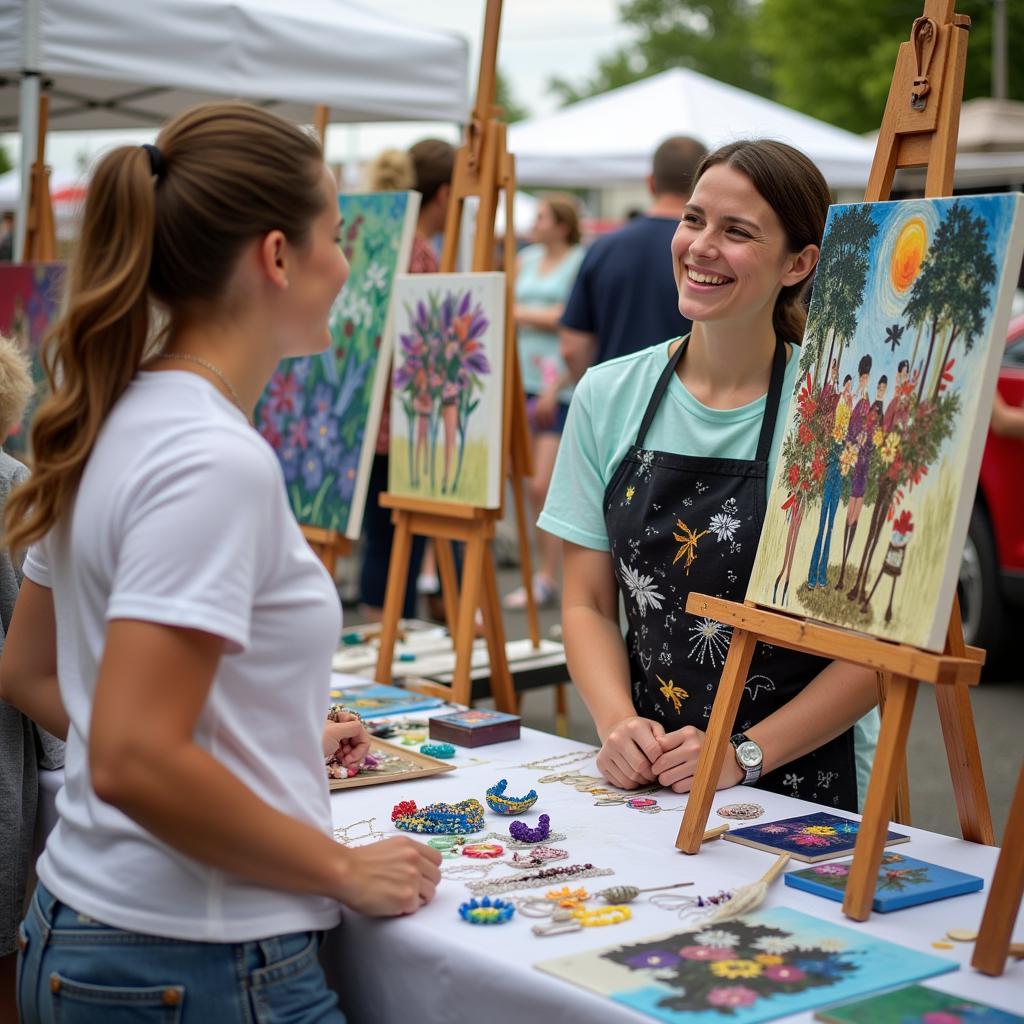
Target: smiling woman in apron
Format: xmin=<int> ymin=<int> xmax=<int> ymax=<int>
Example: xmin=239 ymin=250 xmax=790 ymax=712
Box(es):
xmin=538 ymin=140 xmax=879 ymax=813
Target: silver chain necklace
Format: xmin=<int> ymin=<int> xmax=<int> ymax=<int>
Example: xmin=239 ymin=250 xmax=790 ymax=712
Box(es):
xmin=159 ymin=352 xmax=245 ymax=415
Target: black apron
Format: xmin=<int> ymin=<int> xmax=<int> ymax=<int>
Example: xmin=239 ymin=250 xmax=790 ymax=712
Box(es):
xmin=603 ymin=337 xmax=857 ymax=811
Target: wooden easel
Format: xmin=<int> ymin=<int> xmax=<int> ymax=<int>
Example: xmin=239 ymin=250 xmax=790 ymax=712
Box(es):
xmin=24 ymin=93 xmax=57 ymax=261
xmin=373 ymin=0 xmax=537 ymax=712
xmin=675 ymin=0 xmax=997 ymax=925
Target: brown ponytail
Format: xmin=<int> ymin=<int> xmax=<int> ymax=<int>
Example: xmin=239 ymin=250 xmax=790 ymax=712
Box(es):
xmin=5 ymin=102 xmax=325 ymax=550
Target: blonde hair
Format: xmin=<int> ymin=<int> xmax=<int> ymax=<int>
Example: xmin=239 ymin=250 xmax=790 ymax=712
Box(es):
xmin=5 ymin=101 xmax=325 ymax=550
xmin=366 ymin=148 xmax=414 ymax=192
xmin=0 ymin=336 xmax=34 ymax=439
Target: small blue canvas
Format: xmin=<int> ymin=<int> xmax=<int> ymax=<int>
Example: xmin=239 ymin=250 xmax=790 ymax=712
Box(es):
xmin=429 ymin=709 xmax=519 ymax=730
xmin=536 ymin=906 xmax=957 ymax=1024
xmin=722 ymin=810 xmax=909 ymax=863
xmin=786 ymin=853 xmax=983 ymax=911
xmin=327 ymin=683 xmax=442 ymax=718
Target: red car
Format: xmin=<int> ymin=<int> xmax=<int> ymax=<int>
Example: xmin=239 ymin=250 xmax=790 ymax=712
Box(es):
xmin=960 ymin=313 xmax=1024 ymax=652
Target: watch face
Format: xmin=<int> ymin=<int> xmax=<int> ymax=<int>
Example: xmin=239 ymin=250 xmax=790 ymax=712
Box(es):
xmin=736 ymin=741 xmax=762 ymax=768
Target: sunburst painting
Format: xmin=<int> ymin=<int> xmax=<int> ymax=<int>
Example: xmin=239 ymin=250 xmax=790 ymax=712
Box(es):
xmin=747 ymin=194 xmax=1024 ymax=651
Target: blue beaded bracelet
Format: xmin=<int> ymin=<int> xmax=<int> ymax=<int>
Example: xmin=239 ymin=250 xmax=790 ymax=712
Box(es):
xmin=485 ymin=778 xmax=539 ymax=815
xmin=420 ymin=742 xmax=456 ymax=759
xmin=459 ymin=896 xmax=515 ymax=925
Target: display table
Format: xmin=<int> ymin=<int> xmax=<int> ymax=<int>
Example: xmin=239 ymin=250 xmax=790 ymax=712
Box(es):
xmin=321 ymin=717 xmax=1022 ymax=1024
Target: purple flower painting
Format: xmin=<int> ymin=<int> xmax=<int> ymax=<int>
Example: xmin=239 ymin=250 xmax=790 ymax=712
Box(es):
xmin=388 ymin=273 xmax=505 ymax=509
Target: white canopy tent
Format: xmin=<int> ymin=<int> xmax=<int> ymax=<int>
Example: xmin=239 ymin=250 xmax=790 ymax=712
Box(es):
xmin=509 ymin=68 xmax=876 ymax=192
xmin=1 ymin=0 xmax=469 ymax=256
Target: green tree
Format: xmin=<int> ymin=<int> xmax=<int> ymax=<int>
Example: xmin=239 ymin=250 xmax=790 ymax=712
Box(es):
xmin=0 ymin=142 xmax=11 ymax=176
xmin=902 ymin=201 xmax=995 ymax=403
xmin=757 ymin=0 xmax=1024 ymax=135
xmin=548 ymin=0 xmax=771 ymax=106
xmin=495 ymin=69 xmax=529 ymax=123
xmin=802 ymin=206 xmax=878 ymax=385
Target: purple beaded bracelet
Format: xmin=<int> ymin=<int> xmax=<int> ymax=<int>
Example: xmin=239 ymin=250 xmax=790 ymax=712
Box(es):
xmin=509 ymin=814 xmax=551 ymax=844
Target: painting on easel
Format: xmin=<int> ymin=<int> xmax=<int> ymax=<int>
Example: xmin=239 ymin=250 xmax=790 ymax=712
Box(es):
xmin=255 ymin=191 xmax=420 ymax=539
xmin=0 ymin=262 xmax=65 ymax=456
xmin=387 ymin=272 xmax=506 ymax=509
xmin=748 ymin=194 xmax=1024 ymax=651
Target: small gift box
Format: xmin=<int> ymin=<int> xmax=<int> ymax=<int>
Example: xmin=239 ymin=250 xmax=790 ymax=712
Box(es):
xmin=428 ymin=709 xmax=521 ymax=747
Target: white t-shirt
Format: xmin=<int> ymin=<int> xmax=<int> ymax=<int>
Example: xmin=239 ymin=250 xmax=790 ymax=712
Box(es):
xmin=24 ymin=371 xmax=343 ymax=942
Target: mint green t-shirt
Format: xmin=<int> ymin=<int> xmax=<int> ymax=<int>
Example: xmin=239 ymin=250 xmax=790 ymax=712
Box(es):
xmin=538 ymin=338 xmax=879 ymax=807
xmin=516 ymin=243 xmax=585 ymax=404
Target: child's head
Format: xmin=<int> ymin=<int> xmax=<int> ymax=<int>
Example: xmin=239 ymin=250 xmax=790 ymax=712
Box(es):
xmin=0 ymin=336 xmax=34 ymax=442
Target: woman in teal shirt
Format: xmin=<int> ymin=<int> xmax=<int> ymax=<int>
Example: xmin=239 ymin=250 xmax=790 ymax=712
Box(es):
xmin=539 ymin=141 xmax=878 ymax=812
xmin=505 ymin=194 xmax=584 ymax=610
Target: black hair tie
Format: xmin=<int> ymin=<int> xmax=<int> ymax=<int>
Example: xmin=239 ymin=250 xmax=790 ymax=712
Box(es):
xmin=141 ymin=143 xmax=166 ymax=182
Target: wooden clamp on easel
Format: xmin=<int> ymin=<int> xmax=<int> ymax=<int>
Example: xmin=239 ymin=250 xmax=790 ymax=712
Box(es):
xmin=24 ymin=92 xmax=57 ymax=262
xmin=675 ymin=0 xmax=997 ymax=925
xmin=373 ymin=0 xmax=538 ymax=713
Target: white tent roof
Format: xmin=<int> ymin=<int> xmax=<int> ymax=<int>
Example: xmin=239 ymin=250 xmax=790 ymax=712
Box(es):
xmin=509 ymin=68 xmax=876 ymax=190
xmin=0 ymin=0 xmax=470 ymax=132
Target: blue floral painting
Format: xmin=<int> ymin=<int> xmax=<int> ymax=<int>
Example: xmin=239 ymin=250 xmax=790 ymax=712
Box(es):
xmin=255 ymin=192 xmax=419 ymax=538
xmin=536 ymin=907 xmax=955 ymax=1024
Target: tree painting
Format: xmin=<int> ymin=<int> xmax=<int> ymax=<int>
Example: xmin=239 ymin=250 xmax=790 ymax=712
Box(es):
xmin=748 ymin=194 xmax=1024 ymax=652
xmin=388 ymin=273 xmax=506 ymax=510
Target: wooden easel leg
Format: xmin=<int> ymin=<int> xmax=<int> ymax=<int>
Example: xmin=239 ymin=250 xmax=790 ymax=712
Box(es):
xmin=877 ymin=672 xmax=912 ymax=826
xmin=935 ymin=681 xmax=995 ymax=845
xmin=972 ymin=761 xmax=1024 ymax=976
xmin=435 ymin=538 xmax=460 ymax=638
xmin=842 ymin=673 xmax=918 ymax=921
xmin=676 ymin=628 xmax=758 ymax=853
xmin=554 ymin=683 xmax=568 ymax=738
xmin=510 ymin=469 xmax=541 ymax=648
xmin=480 ymin=548 xmax=518 ymax=714
xmin=450 ymin=529 xmax=486 ymax=706
xmin=374 ymin=513 xmax=413 ymax=683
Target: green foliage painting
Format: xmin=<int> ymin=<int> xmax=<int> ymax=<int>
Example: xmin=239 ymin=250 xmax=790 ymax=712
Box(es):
xmin=255 ymin=192 xmax=419 ymax=539
xmin=747 ymin=194 xmax=1024 ymax=651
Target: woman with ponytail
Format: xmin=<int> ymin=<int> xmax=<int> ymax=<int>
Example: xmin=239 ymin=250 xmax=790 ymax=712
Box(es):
xmin=0 ymin=103 xmax=439 ymax=1023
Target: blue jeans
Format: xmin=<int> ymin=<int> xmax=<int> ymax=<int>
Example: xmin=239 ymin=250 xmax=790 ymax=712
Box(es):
xmin=807 ymin=460 xmax=841 ymax=588
xmin=17 ymin=882 xmax=344 ymax=1024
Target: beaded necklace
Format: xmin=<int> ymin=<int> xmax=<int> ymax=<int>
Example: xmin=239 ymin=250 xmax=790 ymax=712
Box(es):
xmin=467 ymin=863 xmax=613 ymax=897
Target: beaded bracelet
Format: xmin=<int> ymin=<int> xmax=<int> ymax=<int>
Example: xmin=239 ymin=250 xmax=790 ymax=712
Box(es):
xmin=458 ymin=897 xmax=515 ymax=925
xmin=510 ymin=845 xmax=568 ymax=866
xmin=427 ymin=835 xmax=468 ymax=851
xmin=420 ymin=742 xmax=455 ymax=759
xmin=485 ymin=779 xmax=539 ymax=815
xmin=509 ymin=814 xmax=550 ymax=843
xmin=573 ymin=905 xmax=631 ymax=927
xmin=462 ymin=842 xmax=504 ymax=859
xmin=545 ymin=886 xmax=589 ymax=908
xmin=467 ymin=863 xmax=613 ymax=897
xmin=482 ymin=829 xmax=568 ymax=849
xmin=393 ymin=799 xmax=485 ymax=835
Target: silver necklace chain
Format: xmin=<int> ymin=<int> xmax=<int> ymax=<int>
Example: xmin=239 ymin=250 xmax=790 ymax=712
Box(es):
xmin=159 ymin=352 xmax=245 ymax=414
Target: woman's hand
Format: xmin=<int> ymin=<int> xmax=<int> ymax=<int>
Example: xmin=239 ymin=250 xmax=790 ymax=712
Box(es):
xmin=335 ymin=838 xmax=442 ymax=917
xmin=650 ymin=725 xmax=743 ymax=793
xmin=322 ymin=715 xmax=370 ymax=768
xmin=596 ymin=715 xmax=665 ymax=789
xmin=532 ymin=388 xmax=559 ymax=431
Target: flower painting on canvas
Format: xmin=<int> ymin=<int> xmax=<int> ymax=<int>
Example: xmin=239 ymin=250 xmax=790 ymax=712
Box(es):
xmin=747 ymin=194 xmax=1024 ymax=650
xmin=388 ymin=272 xmax=505 ymax=509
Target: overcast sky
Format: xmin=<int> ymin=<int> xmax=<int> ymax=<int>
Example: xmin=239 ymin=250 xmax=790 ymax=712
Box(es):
xmin=4 ymin=1 xmax=637 ymax=175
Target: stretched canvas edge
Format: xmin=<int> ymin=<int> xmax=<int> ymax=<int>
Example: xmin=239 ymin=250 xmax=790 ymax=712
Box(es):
xmin=343 ymin=190 xmax=422 ymax=540
xmin=921 ymin=192 xmax=1024 ymax=649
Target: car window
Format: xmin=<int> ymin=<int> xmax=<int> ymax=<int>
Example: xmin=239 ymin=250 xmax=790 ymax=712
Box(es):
xmin=1004 ymin=338 xmax=1024 ymax=369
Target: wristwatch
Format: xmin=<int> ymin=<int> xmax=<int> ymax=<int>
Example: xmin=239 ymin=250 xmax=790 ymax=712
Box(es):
xmin=730 ymin=733 xmax=763 ymax=785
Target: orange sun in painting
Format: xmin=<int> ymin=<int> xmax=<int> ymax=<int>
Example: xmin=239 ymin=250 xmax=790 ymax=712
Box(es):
xmin=890 ymin=217 xmax=927 ymax=292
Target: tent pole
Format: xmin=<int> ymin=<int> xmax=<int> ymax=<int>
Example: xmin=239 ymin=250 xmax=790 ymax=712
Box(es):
xmin=16 ymin=74 xmax=40 ymax=263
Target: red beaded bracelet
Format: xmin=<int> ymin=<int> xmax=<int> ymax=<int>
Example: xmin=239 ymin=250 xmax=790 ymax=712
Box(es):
xmin=391 ymin=800 xmax=417 ymax=822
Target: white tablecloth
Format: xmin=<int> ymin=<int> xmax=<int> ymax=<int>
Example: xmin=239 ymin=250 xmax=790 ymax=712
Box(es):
xmin=321 ymin=718 xmax=1023 ymax=1024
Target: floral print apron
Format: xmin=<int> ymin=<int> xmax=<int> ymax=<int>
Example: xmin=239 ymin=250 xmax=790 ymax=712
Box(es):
xmin=602 ymin=338 xmax=857 ymax=811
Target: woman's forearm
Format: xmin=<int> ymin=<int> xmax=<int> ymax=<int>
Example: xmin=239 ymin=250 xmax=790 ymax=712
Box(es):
xmin=0 ymin=673 xmax=68 ymax=739
xmin=563 ymin=602 xmax=635 ymax=740
xmin=515 ymin=304 xmax=564 ymax=332
xmin=747 ymin=660 xmax=877 ymax=775
xmin=92 ymin=738 xmax=349 ymax=900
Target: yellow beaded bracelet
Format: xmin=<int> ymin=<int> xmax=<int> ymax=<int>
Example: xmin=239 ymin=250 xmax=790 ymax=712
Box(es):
xmin=571 ymin=905 xmax=632 ymax=927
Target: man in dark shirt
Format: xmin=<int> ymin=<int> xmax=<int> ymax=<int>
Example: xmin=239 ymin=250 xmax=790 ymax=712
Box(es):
xmin=560 ymin=136 xmax=706 ymax=375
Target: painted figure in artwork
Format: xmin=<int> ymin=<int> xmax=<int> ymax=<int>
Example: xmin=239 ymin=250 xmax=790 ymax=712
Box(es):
xmin=835 ymin=354 xmax=873 ymax=590
xmin=845 ymin=374 xmax=887 ymax=601
xmin=806 ymin=372 xmax=852 ymax=589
